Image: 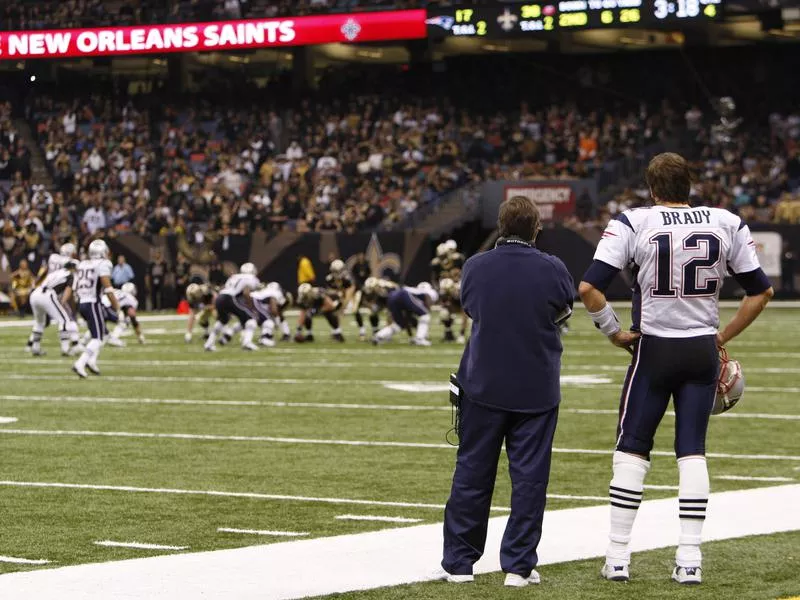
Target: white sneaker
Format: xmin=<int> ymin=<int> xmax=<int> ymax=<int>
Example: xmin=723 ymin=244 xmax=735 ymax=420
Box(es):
xmin=260 ymin=337 xmax=276 ymax=347
xmin=204 ymin=344 xmax=217 ymax=352
xmin=185 ymin=333 xmax=192 ymax=343
xmin=672 ymin=566 xmax=702 ymax=585
xmin=32 ymin=348 xmax=45 ymax=357
xmin=72 ymin=363 xmax=88 ymax=379
xmin=504 ymin=571 xmax=541 ymax=587
xmin=242 ymin=342 xmax=259 ymax=351
xmin=601 ymin=563 xmax=630 ymax=582
xmin=433 ymin=569 xmax=474 ymax=584
xmin=412 ymin=338 xmax=432 ymax=346
xmin=87 ymin=363 xmax=100 ymax=375
xmin=457 ymin=335 xmax=465 ymax=344
xmin=106 ymin=337 xmax=126 ymax=347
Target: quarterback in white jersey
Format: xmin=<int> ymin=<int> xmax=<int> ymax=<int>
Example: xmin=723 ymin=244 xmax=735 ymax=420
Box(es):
xmin=72 ymin=239 xmax=121 ymax=378
xmin=204 ymin=263 xmax=260 ymax=351
xmin=579 ymin=153 xmax=773 ymax=585
xmin=28 ymin=261 xmax=81 ymax=356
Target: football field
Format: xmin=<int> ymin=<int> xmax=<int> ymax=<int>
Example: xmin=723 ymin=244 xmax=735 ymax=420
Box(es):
xmin=0 ymin=306 xmax=798 ymax=599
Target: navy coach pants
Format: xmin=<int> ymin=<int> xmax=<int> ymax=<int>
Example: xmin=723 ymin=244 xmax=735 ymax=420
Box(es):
xmin=442 ymin=399 xmax=558 ymax=577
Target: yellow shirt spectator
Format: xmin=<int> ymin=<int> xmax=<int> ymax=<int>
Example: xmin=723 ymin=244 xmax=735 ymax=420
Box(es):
xmin=297 ymin=256 xmax=315 ymax=286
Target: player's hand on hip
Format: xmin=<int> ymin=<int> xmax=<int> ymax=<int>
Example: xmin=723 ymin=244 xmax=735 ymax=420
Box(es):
xmin=610 ymin=330 xmax=639 ymax=350
xmin=716 ymin=333 xmax=726 ymax=348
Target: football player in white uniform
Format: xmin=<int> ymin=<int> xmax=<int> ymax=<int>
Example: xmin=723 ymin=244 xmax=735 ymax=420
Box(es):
xmin=72 ymin=239 xmax=120 ymax=378
xmin=28 ymin=260 xmax=81 ymax=356
xmin=36 ymin=242 xmax=77 ymax=284
xmin=373 ymin=282 xmax=438 ymax=346
xmin=251 ymin=282 xmax=289 ymax=347
xmin=204 ymin=263 xmax=260 ymax=351
xmin=105 ymin=283 xmax=144 ymax=347
xmin=579 ymin=153 xmax=773 ymax=585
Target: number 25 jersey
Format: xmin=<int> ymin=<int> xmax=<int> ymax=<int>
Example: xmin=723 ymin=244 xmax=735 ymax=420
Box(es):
xmin=594 ymin=206 xmax=761 ymax=338
xmin=74 ymin=258 xmax=113 ymax=304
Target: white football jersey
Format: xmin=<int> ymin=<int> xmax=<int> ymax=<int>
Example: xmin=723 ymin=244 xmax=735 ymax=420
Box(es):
xmin=251 ymin=286 xmax=286 ymax=306
xmin=47 ymin=253 xmax=70 ymax=273
xmin=220 ymin=273 xmax=260 ymax=297
xmin=102 ymin=289 xmax=138 ymax=311
xmin=39 ymin=268 xmax=74 ymax=295
xmin=74 ymin=258 xmax=113 ymax=304
xmin=595 ymin=206 xmax=761 ymax=338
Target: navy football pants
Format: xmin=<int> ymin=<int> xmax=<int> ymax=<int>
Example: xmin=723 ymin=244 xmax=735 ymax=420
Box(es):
xmin=616 ymin=334 xmax=719 ymax=459
xmin=442 ymin=400 xmax=558 ymax=577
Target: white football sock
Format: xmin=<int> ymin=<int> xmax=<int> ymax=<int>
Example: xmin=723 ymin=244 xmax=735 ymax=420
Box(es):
xmin=241 ymin=320 xmax=257 ymax=347
xmin=87 ymin=339 xmax=102 ymax=368
xmin=676 ymin=456 xmax=709 ymax=568
xmin=205 ymin=321 xmax=224 ymax=346
xmin=261 ymin=319 xmax=275 ymax=338
xmin=109 ymin=321 xmax=126 ymax=341
xmin=58 ymin=329 xmax=71 ymax=354
xmin=415 ymin=313 xmax=431 ymax=341
xmin=606 ymin=451 xmax=650 ymax=566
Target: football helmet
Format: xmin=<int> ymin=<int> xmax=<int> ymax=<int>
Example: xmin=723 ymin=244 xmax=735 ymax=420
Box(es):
xmin=240 ymin=262 xmax=257 ymax=275
xmin=436 ymin=243 xmax=448 ymax=258
xmin=364 ymin=277 xmax=378 ymax=294
xmin=445 ymin=239 xmax=457 ymax=252
xmin=298 ymin=283 xmax=313 ymax=302
xmin=186 ymin=283 xmax=201 ymax=303
xmin=330 ymin=259 xmax=345 ymax=273
xmin=60 ymin=242 xmax=77 ymax=258
xmin=121 ymin=282 xmax=137 ymax=297
xmin=713 ymin=348 xmax=745 ymax=415
xmin=267 ymin=282 xmax=282 ymax=292
xmin=88 ymin=239 xmax=109 ymax=260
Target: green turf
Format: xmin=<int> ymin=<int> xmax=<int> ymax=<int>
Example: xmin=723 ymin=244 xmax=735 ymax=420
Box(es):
xmin=0 ymin=307 xmax=798 ymax=600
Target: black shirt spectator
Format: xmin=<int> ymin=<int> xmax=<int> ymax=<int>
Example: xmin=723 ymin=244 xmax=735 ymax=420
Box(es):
xmin=146 ymin=251 xmax=168 ymax=310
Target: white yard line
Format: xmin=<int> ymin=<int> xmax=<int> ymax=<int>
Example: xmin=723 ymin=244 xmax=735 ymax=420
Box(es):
xmin=0 ymin=556 xmax=50 ymax=565
xmin=217 ymin=528 xmax=308 ymax=537
xmin=335 ymin=515 xmax=423 ymax=524
xmin=0 ymin=416 xmax=18 ymax=424
xmin=2 ymin=394 xmax=799 ymax=421
xmin=94 ymin=541 xmax=188 ymax=551
xmin=0 ymin=485 xmax=798 ymax=599
xmin=715 ymin=475 xmax=795 ymax=482
xmin=0 ymin=480 xmax=511 ymax=512
xmin=0 ymin=428 xmax=798 ymax=461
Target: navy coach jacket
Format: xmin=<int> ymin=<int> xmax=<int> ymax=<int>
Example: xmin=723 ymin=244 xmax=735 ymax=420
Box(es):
xmin=456 ymin=240 xmax=575 ymax=414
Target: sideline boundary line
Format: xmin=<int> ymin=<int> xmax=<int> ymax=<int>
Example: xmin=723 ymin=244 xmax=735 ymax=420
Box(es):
xmin=0 ymin=485 xmax=798 ymax=599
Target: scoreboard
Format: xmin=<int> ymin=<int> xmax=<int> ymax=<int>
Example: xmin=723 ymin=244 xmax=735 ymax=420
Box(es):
xmin=426 ymin=0 xmax=721 ymax=37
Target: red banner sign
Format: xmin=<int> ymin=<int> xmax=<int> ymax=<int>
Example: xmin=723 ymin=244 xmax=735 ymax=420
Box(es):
xmin=0 ymin=10 xmax=426 ymax=60
xmin=504 ymin=184 xmax=576 ymax=221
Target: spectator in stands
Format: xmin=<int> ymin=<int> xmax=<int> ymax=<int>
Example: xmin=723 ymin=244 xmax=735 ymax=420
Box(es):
xmin=112 ymin=255 xmax=135 ymax=288
xmin=10 ymin=258 xmax=33 ymax=316
xmin=173 ymin=253 xmax=192 ymax=302
xmin=146 ymin=249 xmax=168 ymax=311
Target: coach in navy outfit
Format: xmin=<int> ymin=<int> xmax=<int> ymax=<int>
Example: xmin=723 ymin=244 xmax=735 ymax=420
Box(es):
xmin=441 ymin=196 xmax=574 ymax=587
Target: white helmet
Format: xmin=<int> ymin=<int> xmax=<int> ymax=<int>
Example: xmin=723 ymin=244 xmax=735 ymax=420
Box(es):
xmin=121 ymin=282 xmax=137 ymax=297
xmin=417 ymin=281 xmax=439 ymax=302
xmin=445 ymin=239 xmax=457 ymax=252
xmin=240 ymin=262 xmax=257 ymax=275
xmin=330 ymin=259 xmax=345 ymax=273
xmin=88 ymin=239 xmax=109 ymax=260
xmin=60 ymin=242 xmax=77 ymax=258
xmin=267 ymin=281 xmax=282 ymax=292
xmin=713 ymin=350 xmax=745 ymax=415
xmin=436 ymin=243 xmax=448 ymax=258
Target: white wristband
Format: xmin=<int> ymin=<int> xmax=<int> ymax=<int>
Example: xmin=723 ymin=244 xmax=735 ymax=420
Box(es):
xmin=589 ymin=304 xmax=621 ymax=337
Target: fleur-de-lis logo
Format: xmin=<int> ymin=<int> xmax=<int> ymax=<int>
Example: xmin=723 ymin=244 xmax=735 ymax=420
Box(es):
xmin=341 ymin=18 xmax=362 ymax=42
xmin=347 ymin=234 xmax=401 ymax=278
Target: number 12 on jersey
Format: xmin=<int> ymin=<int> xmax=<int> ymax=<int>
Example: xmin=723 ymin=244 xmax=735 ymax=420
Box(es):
xmin=649 ymin=232 xmax=722 ymax=298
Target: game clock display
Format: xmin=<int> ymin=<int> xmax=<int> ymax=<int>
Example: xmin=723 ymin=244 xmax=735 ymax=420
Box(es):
xmin=426 ymin=0 xmax=721 ymax=37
